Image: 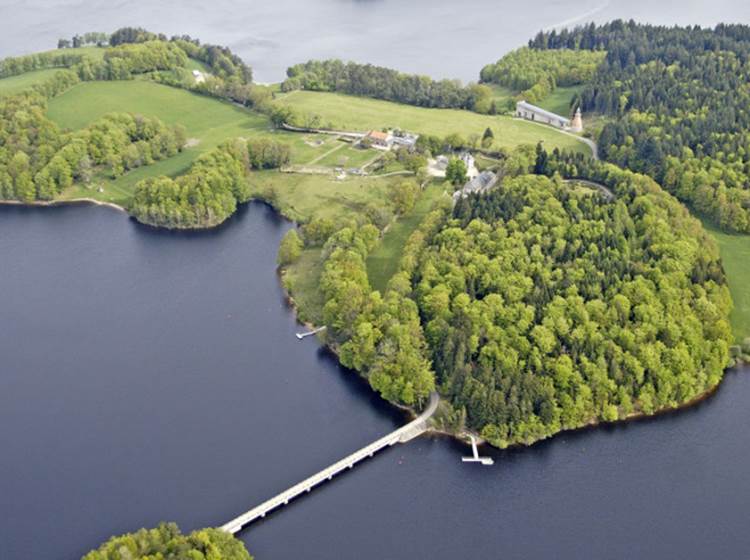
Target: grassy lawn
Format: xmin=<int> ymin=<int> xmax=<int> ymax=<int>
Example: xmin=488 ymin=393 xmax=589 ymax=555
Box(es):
xmin=487 ymin=84 xmax=515 ymax=109
xmin=283 ymin=248 xmax=326 ymax=325
xmin=275 ymin=91 xmax=591 ymax=155
xmin=0 ymin=68 xmax=63 ymax=96
xmin=248 ymin=169 xmax=396 ymax=223
xmin=366 ymin=183 xmax=448 ymax=292
xmin=702 ymin=221 xmax=750 ymax=342
xmin=47 ymin=80 xmax=270 ymax=204
xmin=281 ymin=179 xmax=447 ymax=322
xmin=537 ymin=85 xmax=583 ymax=117
xmin=51 ymin=46 xmax=106 ymax=61
xmin=317 ymin=142 xmax=378 ymax=169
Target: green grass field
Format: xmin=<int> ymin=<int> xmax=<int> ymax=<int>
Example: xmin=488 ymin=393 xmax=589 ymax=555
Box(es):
xmin=47 ymin=80 xmax=270 ymax=204
xmin=51 ymin=46 xmax=106 ymax=61
xmin=537 ymin=85 xmax=583 ymax=117
xmin=702 ymin=221 xmax=750 ymax=342
xmin=316 ymin=142 xmax=378 ymax=169
xmin=248 ymin=170 xmax=396 ymax=223
xmin=276 ymin=91 xmax=591 ymax=154
xmin=487 ymin=84 xmax=515 ymax=108
xmin=264 ymin=169 xmax=415 ymax=323
xmin=366 ymin=183 xmax=448 ymax=291
xmin=0 ymin=68 xmax=63 ymax=96
xmin=283 ymin=248 xmax=326 ymax=325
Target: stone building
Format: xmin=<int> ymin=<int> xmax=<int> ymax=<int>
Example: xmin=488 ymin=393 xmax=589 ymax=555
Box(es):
xmin=516 ymin=100 xmax=583 ymax=132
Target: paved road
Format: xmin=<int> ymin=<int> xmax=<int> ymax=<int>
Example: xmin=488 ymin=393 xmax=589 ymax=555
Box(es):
xmin=513 ymin=118 xmax=599 ymax=160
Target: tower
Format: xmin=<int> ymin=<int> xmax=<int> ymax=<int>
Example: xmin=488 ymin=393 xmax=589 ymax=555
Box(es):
xmin=570 ymin=107 xmax=583 ymax=133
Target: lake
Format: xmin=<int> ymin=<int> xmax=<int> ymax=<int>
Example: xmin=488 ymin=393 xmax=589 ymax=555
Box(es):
xmin=1 ymin=203 xmax=749 ymax=560
xmin=1 ymin=0 xmax=750 ymax=82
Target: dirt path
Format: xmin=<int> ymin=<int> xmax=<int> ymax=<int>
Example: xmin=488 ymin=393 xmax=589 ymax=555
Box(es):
xmin=306 ymin=139 xmax=346 ymax=165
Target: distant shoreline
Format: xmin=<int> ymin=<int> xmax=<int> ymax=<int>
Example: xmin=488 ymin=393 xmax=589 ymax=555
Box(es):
xmin=0 ymin=197 xmax=127 ymax=213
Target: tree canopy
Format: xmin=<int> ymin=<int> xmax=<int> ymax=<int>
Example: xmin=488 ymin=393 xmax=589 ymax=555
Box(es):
xmin=480 ymin=47 xmax=605 ymax=106
xmin=283 ymin=59 xmax=492 ymax=112
xmin=82 ymin=522 xmax=252 ymax=560
xmin=437 ymin=153 xmax=732 ymax=446
xmin=130 ymin=139 xmax=255 ymax=229
xmin=528 ymin=21 xmax=750 ymax=232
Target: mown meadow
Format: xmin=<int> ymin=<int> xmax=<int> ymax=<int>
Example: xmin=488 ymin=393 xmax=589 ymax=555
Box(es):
xmin=275 ymin=90 xmax=592 ymax=155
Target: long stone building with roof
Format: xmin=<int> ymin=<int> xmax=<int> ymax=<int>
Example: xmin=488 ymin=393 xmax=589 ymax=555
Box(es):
xmin=516 ymin=100 xmax=583 ymax=132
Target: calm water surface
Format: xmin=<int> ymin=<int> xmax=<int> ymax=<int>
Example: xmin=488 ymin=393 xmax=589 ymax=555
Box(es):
xmin=1 ymin=204 xmax=749 ymax=560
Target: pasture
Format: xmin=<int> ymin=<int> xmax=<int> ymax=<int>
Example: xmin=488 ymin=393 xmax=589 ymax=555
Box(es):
xmin=0 ymin=68 xmax=62 ymax=96
xmin=536 ymin=85 xmax=583 ymax=118
xmin=702 ymin=221 xmax=750 ymax=342
xmin=366 ymin=183 xmax=448 ymax=292
xmin=47 ymin=80 xmax=270 ymax=204
xmin=276 ymin=90 xmax=592 ymax=154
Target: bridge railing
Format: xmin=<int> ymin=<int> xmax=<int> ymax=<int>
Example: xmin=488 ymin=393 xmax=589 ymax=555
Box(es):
xmin=221 ymin=392 xmax=438 ymax=534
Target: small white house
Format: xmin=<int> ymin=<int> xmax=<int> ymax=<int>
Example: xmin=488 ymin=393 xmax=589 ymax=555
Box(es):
xmin=192 ymin=69 xmax=206 ymax=84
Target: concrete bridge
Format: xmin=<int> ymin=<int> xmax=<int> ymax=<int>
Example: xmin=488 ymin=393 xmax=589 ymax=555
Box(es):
xmin=221 ymin=392 xmax=439 ymax=535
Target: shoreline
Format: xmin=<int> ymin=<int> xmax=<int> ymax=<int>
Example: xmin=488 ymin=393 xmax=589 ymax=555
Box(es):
xmin=8 ymin=195 xmax=744 ymax=453
xmin=269 ymin=199 xmax=745 ymax=451
xmin=0 ymin=197 xmax=127 ymax=213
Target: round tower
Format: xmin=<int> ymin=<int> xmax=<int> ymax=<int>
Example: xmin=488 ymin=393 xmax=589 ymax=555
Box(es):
xmin=570 ymin=107 xmax=583 ymax=133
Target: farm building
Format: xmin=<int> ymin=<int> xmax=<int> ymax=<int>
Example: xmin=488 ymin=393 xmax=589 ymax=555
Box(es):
xmin=516 ymin=101 xmax=583 ymax=132
xmin=453 ymin=170 xmax=498 ymax=201
xmin=365 ymin=130 xmax=392 ymax=149
xmin=391 ymin=132 xmax=419 ymax=149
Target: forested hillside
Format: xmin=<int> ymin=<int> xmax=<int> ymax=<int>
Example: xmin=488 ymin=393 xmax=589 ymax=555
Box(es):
xmin=419 ymin=158 xmax=732 ymax=446
xmin=480 ymin=47 xmax=605 ymax=106
xmin=283 ymin=59 xmax=493 ymax=112
xmin=529 ymin=21 xmax=750 ymax=233
xmin=299 ymin=141 xmax=733 ymax=446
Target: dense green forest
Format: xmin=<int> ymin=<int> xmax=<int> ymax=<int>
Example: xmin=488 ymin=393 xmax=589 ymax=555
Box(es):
xmin=479 ymin=47 xmax=605 ymax=105
xmin=283 ymin=59 xmax=493 ymax=112
xmin=130 ymin=139 xmax=258 ymax=228
xmin=0 ymin=94 xmax=185 ymax=201
xmin=129 ymin=137 xmax=290 ymax=228
xmin=304 ymin=143 xmax=733 ymax=445
xmin=527 ymin=21 xmax=750 ymax=233
xmin=82 ymin=523 xmax=251 ymax=560
xmin=424 ymin=153 xmax=732 ymax=446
